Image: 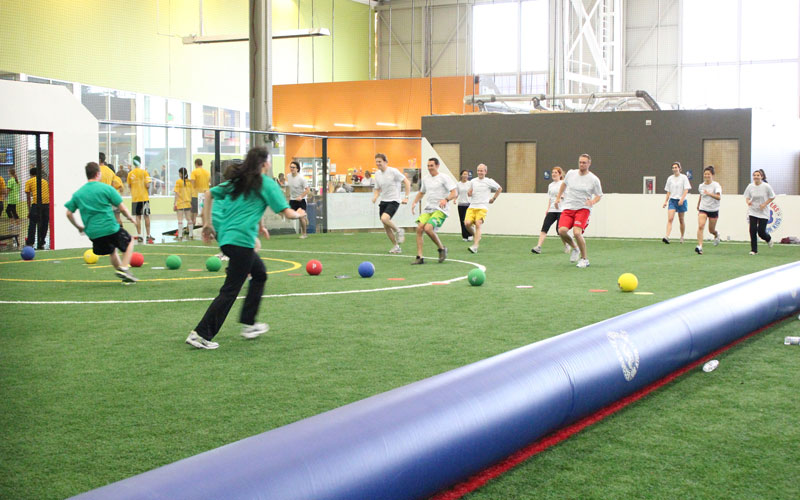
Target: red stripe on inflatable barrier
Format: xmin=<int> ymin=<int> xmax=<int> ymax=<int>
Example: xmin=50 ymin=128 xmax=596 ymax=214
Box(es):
xmin=431 ymin=316 xmax=787 ymax=500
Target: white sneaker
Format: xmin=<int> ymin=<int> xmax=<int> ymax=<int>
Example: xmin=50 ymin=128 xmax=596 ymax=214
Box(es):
xmin=186 ymin=331 xmax=219 ymax=349
xmin=389 ymin=245 xmax=402 ymax=254
xmin=680 ymin=237 xmax=684 ymax=244
xmin=713 ymin=235 xmax=721 ymax=246
xmin=531 ymin=246 xmax=542 ymax=254
xmin=468 ymin=236 xmax=473 ymax=241
xmin=396 ymin=228 xmax=405 ymax=244
xmin=768 ymin=239 xmax=774 ymax=248
xmin=241 ymin=322 xmax=269 ymax=339
xmin=749 ymin=251 xmax=757 ymax=255
xmin=569 ymin=248 xmax=580 ymax=263
xmin=576 ymin=258 xmax=590 ymax=268
xmin=468 ymin=245 xmax=478 ymax=254
xmin=216 ymin=252 xmax=230 ymax=262
xmin=299 ymin=234 xmax=308 ymax=239
xmin=564 ymin=243 xmax=572 ymax=253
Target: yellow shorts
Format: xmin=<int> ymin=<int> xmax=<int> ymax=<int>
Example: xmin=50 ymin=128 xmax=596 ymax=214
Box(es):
xmin=464 ymin=208 xmax=487 ymax=224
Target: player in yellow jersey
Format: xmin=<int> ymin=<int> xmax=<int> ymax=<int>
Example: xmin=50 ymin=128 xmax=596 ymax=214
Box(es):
xmin=127 ymin=155 xmax=154 ymax=244
xmin=99 ymin=153 xmax=124 ymax=224
xmin=190 ymin=158 xmax=211 ymax=229
xmin=24 ymin=166 xmax=51 ymax=249
xmin=174 ymin=167 xmax=193 ymax=241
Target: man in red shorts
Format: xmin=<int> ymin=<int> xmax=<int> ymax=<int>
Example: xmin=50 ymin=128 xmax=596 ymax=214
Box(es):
xmin=555 ymin=153 xmax=603 ymax=268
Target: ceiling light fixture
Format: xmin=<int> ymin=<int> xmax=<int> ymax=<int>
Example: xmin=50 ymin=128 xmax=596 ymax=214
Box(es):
xmin=333 ymin=123 xmax=356 ymax=128
xmin=376 ymin=122 xmax=398 ymax=127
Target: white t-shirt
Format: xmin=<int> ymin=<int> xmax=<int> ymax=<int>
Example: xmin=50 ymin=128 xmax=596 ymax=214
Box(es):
xmin=560 ymin=169 xmax=603 ymax=211
xmin=373 ymin=166 xmax=406 ymax=203
xmin=743 ymin=182 xmax=775 ymax=219
xmin=361 ymin=176 xmax=373 ymax=187
xmin=548 ymin=180 xmax=563 ymax=213
xmin=467 ymin=177 xmax=501 ymax=210
xmin=665 ymin=173 xmax=691 ymax=200
xmin=287 ymin=173 xmax=308 ymax=200
xmin=698 ymin=181 xmax=722 ymax=212
xmin=456 ymin=181 xmax=471 ymax=205
xmin=420 ymin=173 xmax=457 ymax=215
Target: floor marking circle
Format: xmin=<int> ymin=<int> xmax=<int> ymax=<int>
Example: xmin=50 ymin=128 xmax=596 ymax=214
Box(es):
xmin=0 ymin=252 xmax=300 ymax=283
xmin=0 ymin=246 xmax=484 ymax=304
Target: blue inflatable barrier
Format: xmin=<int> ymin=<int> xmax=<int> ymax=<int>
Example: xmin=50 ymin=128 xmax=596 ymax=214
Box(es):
xmin=73 ymin=262 xmax=800 ymax=500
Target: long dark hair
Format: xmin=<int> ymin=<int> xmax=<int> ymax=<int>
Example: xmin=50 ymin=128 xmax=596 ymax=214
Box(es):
xmin=178 ymin=167 xmax=188 ymax=186
xmin=226 ymin=147 xmax=267 ymax=199
xmin=758 ymin=169 xmax=768 ymax=183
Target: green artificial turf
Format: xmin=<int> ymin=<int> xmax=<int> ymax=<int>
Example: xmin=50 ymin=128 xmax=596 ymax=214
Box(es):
xmin=0 ymin=233 xmax=797 ymax=499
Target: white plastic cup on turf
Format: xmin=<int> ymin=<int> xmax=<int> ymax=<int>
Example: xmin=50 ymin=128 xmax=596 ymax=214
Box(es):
xmin=784 ymin=336 xmax=800 ymax=346
xmin=702 ymin=360 xmax=719 ymax=372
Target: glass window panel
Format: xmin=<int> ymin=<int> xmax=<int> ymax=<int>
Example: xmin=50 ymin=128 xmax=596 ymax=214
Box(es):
xmin=521 ymin=0 xmax=548 ymax=72
xmin=81 ymin=85 xmax=107 ymax=120
xmin=681 ymin=65 xmax=739 ymax=109
xmin=682 ymin=0 xmax=738 ymax=64
xmin=167 ymin=99 xmax=186 ymax=147
xmin=741 ymin=0 xmax=799 ymax=61
xmin=740 ymin=62 xmax=798 ymax=115
xmin=473 ymin=2 xmax=519 ymax=74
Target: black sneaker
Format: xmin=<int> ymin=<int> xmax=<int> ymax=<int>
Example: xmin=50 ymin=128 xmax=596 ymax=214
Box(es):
xmin=531 ymin=246 xmax=542 ymax=254
xmin=411 ymin=256 xmax=425 ymax=265
xmin=438 ymin=247 xmax=448 ymax=263
xmin=662 ymin=237 xmax=670 ymax=244
xmin=695 ymin=246 xmax=703 ymax=255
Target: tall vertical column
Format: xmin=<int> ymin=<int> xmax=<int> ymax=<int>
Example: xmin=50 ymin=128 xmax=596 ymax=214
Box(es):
xmin=250 ymin=0 xmax=272 ymax=147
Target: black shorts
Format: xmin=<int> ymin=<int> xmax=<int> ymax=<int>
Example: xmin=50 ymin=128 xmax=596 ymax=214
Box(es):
xmin=91 ymin=227 xmax=131 ymax=256
xmin=191 ymin=197 xmax=198 ymax=213
xmin=699 ymin=210 xmax=719 ymax=219
xmin=379 ymin=201 xmax=400 ymax=218
xmin=290 ymin=199 xmax=307 ymax=211
xmin=541 ymin=211 xmax=562 ymax=233
xmin=133 ymin=201 xmax=151 ymax=216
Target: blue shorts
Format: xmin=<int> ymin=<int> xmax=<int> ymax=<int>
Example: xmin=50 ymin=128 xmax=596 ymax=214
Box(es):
xmin=668 ymin=198 xmax=688 ymax=213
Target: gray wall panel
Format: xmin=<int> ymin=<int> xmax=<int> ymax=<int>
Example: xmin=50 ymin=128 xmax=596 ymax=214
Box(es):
xmin=422 ymin=109 xmax=752 ymax=194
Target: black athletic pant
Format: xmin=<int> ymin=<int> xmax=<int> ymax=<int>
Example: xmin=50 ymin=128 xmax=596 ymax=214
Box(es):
xmin=195 ymin=244 xmax=267 ymax=340
xmin=458 ymin=204 xmax=470 ymax=239
xmin=748 ymin=216 xmax=770 ymax=253
xmin=26 ymin=203 xmax=49 ymax=249
xmin=6 ymin=203 xmax=19 ymax=219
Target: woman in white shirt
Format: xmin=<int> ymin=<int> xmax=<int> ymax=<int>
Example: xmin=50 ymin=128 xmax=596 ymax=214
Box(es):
xmin=743 ymin=169 xmax=775 ymax=255
xmin=532 ymin=166 xmax=570 ymax=254
xmin=662 ymin=162 xmax=691 ymax=244
xmin=455 ymin=170 xmax=472 ymax=241
xmin=694 ymin=166 xmax=722 ymax=255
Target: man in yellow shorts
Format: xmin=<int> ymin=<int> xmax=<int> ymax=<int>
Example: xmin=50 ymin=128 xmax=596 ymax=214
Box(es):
xmin=465 ymin=163 xmax=502 ymax=253
xmin=410 ymin=158 xmax=457 ymax=264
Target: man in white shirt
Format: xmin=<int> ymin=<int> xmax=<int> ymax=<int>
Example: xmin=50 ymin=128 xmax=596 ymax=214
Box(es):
xmin=287 ymin=161 xmax=311 ymax=239
xmin=372 ymin=153 xmax=411 ymax=253
xmin=555 ymin=154 xmax=603 ymax=268
xmin=465 ymin=163 xmax=502 ymax=254
xmin=410 ymin=158 xmax=457 ymax=264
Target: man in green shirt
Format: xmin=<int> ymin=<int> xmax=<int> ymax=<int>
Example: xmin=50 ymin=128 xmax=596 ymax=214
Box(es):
xmin=65 ymin=162 xmax=139 ymax=283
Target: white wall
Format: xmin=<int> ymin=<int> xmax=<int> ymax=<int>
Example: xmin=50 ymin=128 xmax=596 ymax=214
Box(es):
xmin=0 ymin=80 xmax=98 ymax=250
xmin=438 ymin=192 xmax=799 ymax=242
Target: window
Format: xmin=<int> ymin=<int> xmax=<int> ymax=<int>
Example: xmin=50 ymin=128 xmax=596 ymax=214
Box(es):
xmin=681 ymin=0 xmax=799 ymax=115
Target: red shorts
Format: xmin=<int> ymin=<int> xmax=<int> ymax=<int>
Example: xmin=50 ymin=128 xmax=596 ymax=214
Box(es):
xmin=559 ymin=209 xmax=591 ymax=232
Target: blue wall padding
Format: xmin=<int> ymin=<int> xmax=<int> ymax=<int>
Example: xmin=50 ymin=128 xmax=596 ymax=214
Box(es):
xmin=73 ymin=262 xmax=800 ymax=500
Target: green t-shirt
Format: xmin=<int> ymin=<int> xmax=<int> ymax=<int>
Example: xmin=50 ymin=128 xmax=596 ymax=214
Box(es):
xmin=211 ymin=174 xmax=289 ymax=248
xmin=64 ymin=181 xmax=123 ymax=239
xmin=7 ymin=177 xmax=20 ymax=204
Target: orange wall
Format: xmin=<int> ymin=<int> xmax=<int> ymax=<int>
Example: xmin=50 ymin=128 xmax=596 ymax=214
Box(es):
xmin=274 ymin=76 xmax=475 ymax=133
xmin=275 ymin=76 xmax=475 ymax=175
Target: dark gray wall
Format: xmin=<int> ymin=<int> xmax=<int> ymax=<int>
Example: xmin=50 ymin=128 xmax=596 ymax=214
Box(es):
xmin=422 ymin=109 xmax=752 ymax=194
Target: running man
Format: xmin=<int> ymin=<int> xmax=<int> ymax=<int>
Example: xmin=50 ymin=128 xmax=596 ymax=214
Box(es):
xmin=465 ymin=163 xmax=502 ymax=253
xmin=287 ymin=161 xmax=311 ymax=239
xmin=372 ymin=153 xmax=411 ymax=254
xmin=127 ymin=155 xmax=153 ymax=243
xmin=410 ymin=158 xmax=457 ymax=264
xmin=555 ymin=154 xmax=603 ymax=268
xmin=190 ymin=158 xmax=211 ymax=229
xmin=65 ymin=162 xmax=138 ymax=283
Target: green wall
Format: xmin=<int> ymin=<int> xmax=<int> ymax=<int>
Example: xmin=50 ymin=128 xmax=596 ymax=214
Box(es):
xmin=0 ymin=0 xmax=372 ymax=107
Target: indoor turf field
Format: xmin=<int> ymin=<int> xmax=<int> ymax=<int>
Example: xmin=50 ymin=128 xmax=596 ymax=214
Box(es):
xmin=1 ymin=233 xmax=798 ymax=499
